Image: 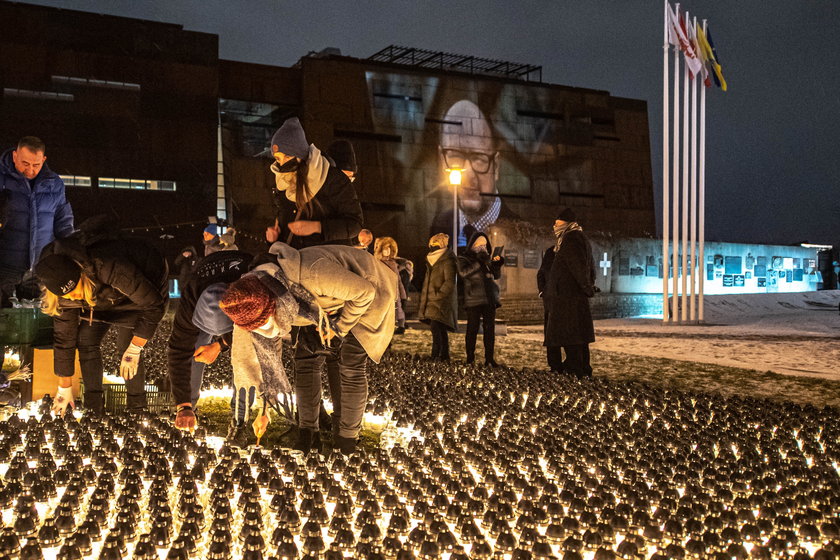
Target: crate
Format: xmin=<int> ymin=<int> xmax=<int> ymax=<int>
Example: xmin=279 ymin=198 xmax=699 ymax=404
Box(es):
xmin=99 ymin=383 xmax=174 ymax=414
xmin=0 ymin=308 xmax=53 ymax=346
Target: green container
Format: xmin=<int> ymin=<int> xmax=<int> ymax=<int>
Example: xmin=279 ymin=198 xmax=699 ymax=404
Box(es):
xmin=0 ymin=308 xmax=53 ymax=346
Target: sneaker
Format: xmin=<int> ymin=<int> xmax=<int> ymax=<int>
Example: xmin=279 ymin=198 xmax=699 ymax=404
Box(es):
xmin=225 ymin=422 xmax=250 ymax=448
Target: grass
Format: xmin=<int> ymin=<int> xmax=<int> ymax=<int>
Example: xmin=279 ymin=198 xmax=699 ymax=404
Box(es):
xmin=387 ymin=327 xmax=840 ymax=409
xmin=197 ymin=396 xmax=380 ymax=451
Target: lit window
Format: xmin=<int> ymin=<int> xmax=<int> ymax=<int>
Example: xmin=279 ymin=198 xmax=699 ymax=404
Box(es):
xmin=97 ymin=177 xmax=176 ymax=191
xmin=3 ymin=88 xmax=74 ymax=101
xmin=59 ymin=175 xmax=92 ymax=187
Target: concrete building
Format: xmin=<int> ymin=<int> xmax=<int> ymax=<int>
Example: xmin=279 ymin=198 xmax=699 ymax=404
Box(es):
xmin=0 ymin=1 xmax=219 ymax=255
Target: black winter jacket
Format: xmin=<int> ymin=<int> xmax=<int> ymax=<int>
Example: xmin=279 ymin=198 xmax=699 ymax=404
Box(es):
xmin=273 ymin=165 xmax=363 ymax=249
xmin=542 ymin=230 xmax=596 ymax=347
xmin=457 ymin=232 xmax=504 ymax=308
xmin=168 ymin=250 xmax=252 ymax=406
xmin=43 ymin=235 xmax=169 ymax=377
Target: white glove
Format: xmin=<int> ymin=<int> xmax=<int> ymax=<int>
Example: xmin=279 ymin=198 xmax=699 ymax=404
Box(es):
xmin=120 ymin=343 xmax=143 ymax=380
xmin=52 ymin=385 xmax=75 ymax=417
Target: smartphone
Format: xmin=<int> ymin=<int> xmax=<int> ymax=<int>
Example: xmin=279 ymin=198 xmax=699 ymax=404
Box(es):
xmin=492 ymin=245 xmax=505 ymax=259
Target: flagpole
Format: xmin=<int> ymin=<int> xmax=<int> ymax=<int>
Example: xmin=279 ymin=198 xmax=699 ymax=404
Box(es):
xmin=680 ymin=9 xmax=690 ymax=322
xmin=699 ymin=19 xmax=708 ymax=323
xmin=671 ymin=3 xmax=681 ymax=321
xmin=662 ymin=0 xmax=670 ymax=322
xmin=689 ymin=16 xmax=699 ymax=322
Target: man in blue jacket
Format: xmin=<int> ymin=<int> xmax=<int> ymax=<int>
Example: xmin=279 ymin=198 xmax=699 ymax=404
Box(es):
xmin=0 ymin=136 xmax=74 ymax=306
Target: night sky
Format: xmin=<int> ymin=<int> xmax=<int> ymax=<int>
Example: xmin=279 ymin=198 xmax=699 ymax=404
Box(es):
xmin=26 ymin=0 xmax=840 ymax=246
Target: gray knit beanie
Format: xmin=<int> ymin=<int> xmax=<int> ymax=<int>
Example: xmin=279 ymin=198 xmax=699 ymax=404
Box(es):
xmin=270 ymin=117 xmax=309 ymax=160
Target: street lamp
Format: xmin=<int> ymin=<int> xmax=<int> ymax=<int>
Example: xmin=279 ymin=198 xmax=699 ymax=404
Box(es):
xmin=447 ymin=168 xmax=462 ymax=253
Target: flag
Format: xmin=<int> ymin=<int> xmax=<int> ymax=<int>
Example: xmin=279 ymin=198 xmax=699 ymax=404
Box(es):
xmin=690 ymin=20 xmax=711 ymax=86
xmin=696 ymin=24 xmax=727 ymax=91
xmin=667 ymin=4 xmax=703 ymax=76
xmin=705 ymin=26 xmax=728 ymax=91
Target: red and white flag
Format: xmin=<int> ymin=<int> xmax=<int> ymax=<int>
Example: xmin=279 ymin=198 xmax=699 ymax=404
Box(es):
xmin=667 ymin=4 xmax=703 ymax=76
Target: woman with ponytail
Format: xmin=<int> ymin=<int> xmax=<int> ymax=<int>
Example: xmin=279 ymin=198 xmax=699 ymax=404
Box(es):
xmin=264 ymin=117 xmax=363 ymax=249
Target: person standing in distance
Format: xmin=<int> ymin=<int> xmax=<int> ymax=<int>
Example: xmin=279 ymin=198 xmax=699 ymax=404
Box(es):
xmin=541 ymin=208 xmax=597 ymax=378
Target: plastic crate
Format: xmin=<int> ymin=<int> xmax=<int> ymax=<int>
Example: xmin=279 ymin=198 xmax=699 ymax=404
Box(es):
xmin=0 ymin=308 xmax=53 ymax=346
xmin=100 ymin=383 xmax=174 ymax=413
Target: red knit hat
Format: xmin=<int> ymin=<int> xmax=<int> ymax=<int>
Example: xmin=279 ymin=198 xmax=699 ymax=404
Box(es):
xmin=219 ymin=276 xmax=276 ymax=331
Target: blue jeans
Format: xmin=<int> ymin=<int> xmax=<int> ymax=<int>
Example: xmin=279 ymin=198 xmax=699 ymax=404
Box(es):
xmin=189 ymin=331 xmax=213 ymax=407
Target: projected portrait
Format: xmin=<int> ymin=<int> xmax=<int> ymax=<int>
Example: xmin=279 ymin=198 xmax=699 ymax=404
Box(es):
xmin=429 ymin=100 xmax=518 ymax=246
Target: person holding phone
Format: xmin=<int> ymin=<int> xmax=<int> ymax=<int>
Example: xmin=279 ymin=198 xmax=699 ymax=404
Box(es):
xmin=456 ymin=231 xmax=504 ymax=366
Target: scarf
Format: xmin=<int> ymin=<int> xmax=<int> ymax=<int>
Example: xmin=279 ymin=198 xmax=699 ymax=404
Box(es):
xmin=553 ymin=221 xmax=583 ymax=253
xmin=270 ymin=144 xmax=330 ymax=205
xmin=426 ymin=247 xmax=447 ymax=267
xmin=458 ymin=196 xmax=501 ymax=246
xmin=230 ymin=266 xmax=336 ymax=413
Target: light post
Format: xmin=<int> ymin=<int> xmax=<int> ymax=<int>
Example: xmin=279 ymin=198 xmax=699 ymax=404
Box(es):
xmin=448 ymin=168 xmax=461 ymax=325
xmin=448 ymin=168 xmax=462 ymax=253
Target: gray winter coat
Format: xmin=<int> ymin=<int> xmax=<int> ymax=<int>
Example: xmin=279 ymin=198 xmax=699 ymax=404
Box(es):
xmin=270 ymin=242 xmax=397 ymax=363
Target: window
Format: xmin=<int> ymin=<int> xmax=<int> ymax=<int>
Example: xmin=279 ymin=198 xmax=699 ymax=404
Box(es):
xmin=98 ymin=178 xmax=176 ymax=191
xmin=52 ymin=75 xmax=141 ymax=92
xmin=59 ymin=175 xmax=92 ymax=187
xmin=3 ymin=88 xmax=73 ymax=101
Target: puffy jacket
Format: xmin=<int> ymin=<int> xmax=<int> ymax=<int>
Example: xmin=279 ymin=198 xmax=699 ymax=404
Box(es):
xmin=418 ymin=249 xmax=458 ymax=331
xmin=0 ymin=149 xmax=74 ymax=271
xmin=273 ymin=164 xmax=363 ymax=249
xmin=42 ymin=235 xmax=169 ymax=376
xmin=457 ymin=231 xmax=503 ymax=308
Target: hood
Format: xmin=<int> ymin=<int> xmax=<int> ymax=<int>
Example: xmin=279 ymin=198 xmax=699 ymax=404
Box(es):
xmin=180 ymin=246 xmax=198 ymax=256
xmin=0 ymin=148 xmax=54 ymax=181
xmin=192 ymin=283 xmax=234 ymax=336
xmin=269 ymin=242 xmax=302 ymax=284
xmin=466 ymin=231 xmax=492 ymax=254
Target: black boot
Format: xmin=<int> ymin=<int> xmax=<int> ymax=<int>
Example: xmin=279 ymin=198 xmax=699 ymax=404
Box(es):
xmin=225 ymin=422 xmax=250 ymax=448
xmin=295 ymin=428 xmax=321 ymax=454
xmin=334 ymin=435 xmax=357 ymax=456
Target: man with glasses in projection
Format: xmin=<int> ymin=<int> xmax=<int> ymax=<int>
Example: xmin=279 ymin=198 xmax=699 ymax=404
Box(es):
xmin=430 ymin=99 xmax=518 ymax=249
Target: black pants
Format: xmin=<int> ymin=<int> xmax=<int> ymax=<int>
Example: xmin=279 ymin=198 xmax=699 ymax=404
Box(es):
xmin=295 ymin=330 xmax=367 ymax=439
xmin=563 ymin=344 xmax=592 ymax=378
xmin=546 ymin=345 xmax=565 ymax=372
xmin=547 ymin=344 xmax=592 ymax=378
xmin=465 ymin=304 xmax=496 ymax=363
xmin=78 ymin=322 xmax=148 ymax=412
xmin=430 ymin=320 xmax=450 ymax=360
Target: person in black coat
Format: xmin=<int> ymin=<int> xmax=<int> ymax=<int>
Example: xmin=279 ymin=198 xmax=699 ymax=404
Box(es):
xmin=35 ymin=230 xmax=169 ymax=414
xmin=265 ymin=118 xmax=363 ymax=249
xmin=263 ymin=118 xmax=364 ymax=445
xmin=541 ymin=208 xmax=596 ymax=378
xmin=457 ymin=231 xmax=504 ymax=366
xmin=174 ymin=246 xmax=198 ymax=293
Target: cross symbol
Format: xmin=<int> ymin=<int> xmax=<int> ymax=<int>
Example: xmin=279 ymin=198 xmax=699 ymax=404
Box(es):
xmin=599 ymin=252 xmax=611 ymax=276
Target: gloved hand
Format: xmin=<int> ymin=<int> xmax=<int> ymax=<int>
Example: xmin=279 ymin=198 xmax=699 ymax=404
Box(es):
xmin=174 ymin=405 xmax=196 ymax=431
xmin=193 ymin=342 xmax=221 ymax=364
xmin=51 ymin=385 xmax=75 ymax=417
xmin=120 ymin=343 xmax=143 ymax=380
